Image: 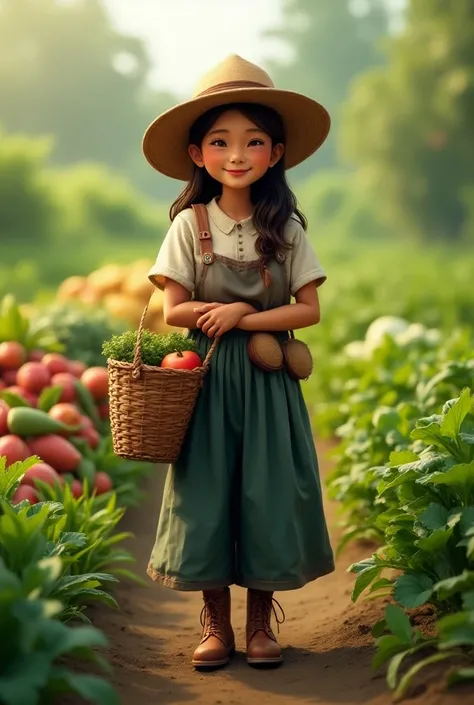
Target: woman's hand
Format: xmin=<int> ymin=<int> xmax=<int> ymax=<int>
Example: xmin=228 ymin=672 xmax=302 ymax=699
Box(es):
xmin=195 ymin=302 xmax=257 ymax=337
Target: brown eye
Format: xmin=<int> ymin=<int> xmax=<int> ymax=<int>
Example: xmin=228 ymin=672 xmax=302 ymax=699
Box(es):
xmin=249 ymin=139 xmax=265 ymax=146
xmin=210 ymin=139 xmax=227 ymax=147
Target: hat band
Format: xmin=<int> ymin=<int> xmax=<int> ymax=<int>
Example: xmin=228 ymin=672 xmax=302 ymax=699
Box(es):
xmin=197 ymin=80 xmax=270 ymax=97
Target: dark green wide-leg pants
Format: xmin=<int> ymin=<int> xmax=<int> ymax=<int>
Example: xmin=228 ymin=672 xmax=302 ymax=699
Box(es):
xmin=147 ymin=330 xmax=334 ymax=591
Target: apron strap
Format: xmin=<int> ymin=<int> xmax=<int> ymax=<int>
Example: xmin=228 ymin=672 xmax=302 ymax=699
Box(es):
xmin=192 ymin=204 xmax=214 ymax=265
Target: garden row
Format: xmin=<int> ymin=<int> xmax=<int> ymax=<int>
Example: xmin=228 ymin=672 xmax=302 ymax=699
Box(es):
xmin=0 ymin=294 xmax=154 ymax=705
xmin=313 ymin=314 xmax=474 ymax=698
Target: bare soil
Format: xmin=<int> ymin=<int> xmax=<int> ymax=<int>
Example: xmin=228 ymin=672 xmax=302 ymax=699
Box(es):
xmin=86 ymin=441 xmax=474 ymax=705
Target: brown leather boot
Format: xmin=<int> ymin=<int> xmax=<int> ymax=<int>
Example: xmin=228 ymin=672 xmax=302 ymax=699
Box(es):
xmin=246 ymin=589 xmax=285 ymax=666
xmin=192 ymin=587 xmax=235 ymax=669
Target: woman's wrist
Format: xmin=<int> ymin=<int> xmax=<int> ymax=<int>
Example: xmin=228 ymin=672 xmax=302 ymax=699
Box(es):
xmin=231 ymin=302 xmax=258 ymax=316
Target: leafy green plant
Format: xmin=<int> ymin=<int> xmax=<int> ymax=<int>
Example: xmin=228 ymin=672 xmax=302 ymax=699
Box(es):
xmin=348 ymin=391 xmax=474 ymax=698
xmin=0 ymin=294 xmax=61 ymax=351
xmin=102 ymin=329 xmax=198 ymax=366
xmin=33 ymin=301 xmax=127 ymax=367
xmin=323 ymin=323 xmax=473 ymax=547
xmin=0 ymin=555 xmax=119 ymax=705
xmin=35 ymin=480 xmax=145 ymax=588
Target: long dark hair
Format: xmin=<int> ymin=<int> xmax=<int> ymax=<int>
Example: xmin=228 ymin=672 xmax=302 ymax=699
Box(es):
xmin=170 ymin=103 xmax=307 ymax=258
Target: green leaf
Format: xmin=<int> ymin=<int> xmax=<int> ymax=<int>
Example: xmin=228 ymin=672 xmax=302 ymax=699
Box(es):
xmin=36 ymin=385 xmax=64 ymax=412
xmin=0 ymin=390 xmax=30 ymax=408
xmin=46 ymin=670 xmax=119 ymax=705
xmin=389 ymin=450 xmax=419 ymax=467
xmin=385 ymin=604 xmax=413 ymax=644
xmin=462 ymin=591 xmax=474 ymax=610
xmin=411 ymin=422 xmax=443 ymax=444
xmin=459 ymin=433 xmax=474 ymax=446
xmin=440 ymin=389 xmax=473 ymax=439
xmin=435 ymin=571 xmax=474 ymax=600
xmin=0 ymin=653 xmax=52 ymax=705
xmin=394 ymin=653 xmax=457 ymax=700
xmin=427 ymin=462 xmax=474 ymax=488
xmin=46 ymin=623 xmax=109 ymax=659
xmin=387 ymin=650 xmax=410 ymax=690
xmin=372 ymin=619 xmax=387 ymax=638
xmin=418 ymin=503 xmax=448 ymax=530
xmin=394 ymin=573 xmax=434 ymax=609
xmin=69 ymin=589 xmax=119 ymax=610
xmin=447 ymin=668 xmax=474 ymax=686
xmin=416 ymin=526 xmax=453 ymax=552
xmin=458 ymin=506 xmax=474 ymax=535
xmin=372 ymin=634 xmax=405 ymax=671
xmin=352 ymin=565 xmax=382 ymax=602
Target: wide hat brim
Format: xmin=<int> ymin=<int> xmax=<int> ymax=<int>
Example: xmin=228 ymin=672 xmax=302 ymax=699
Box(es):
xmin=142 ymin=87 xmax=331 ymax=181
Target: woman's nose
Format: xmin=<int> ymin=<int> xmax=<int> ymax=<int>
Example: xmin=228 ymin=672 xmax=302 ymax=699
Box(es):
xmin=229 ymin=149 xmax=245 ymax=164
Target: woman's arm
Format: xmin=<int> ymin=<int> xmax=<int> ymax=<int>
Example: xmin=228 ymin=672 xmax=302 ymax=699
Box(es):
xmin=162 ymin=278 xmax=257 ymax=330
xmin=162 ymin=278 xmax=211 ymax=328
xmin=236 ymin=281 xmax=321 ymax=332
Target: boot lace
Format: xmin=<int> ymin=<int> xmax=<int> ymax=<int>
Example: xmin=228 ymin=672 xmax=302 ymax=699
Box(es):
xmin=200 ymin=596 xmax=227 ymax=641
xmin=250 ymin=592 xmax=286 ymax=637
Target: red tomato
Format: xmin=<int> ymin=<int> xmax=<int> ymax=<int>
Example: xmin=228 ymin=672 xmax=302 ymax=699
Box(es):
xmin=68 ymin=360 xmax=87 ymax=378
xmin=160 ymin=351 xmax=202 ymax=370
xmin=70 ymin=479 xmax=83 ymax=498
xmin=80 ymin=415 xmax=95 ymax=431
xmin=51 ymin=373 xmax=77 ymax=403
xmin=3 ymin=370 xmax=18 ymax=386
xmin=42 ymin=353 xmax=70 ymax=376
xmin=17 ymin=362 xmax=52 ymax=394
xmin=80 ymin=367 xmax=109 ymax=401
xmin=94 ymin=471 xmax=113 ymax=495
xmin=0 ymin=342 xmax=27 ymax=370
xmin=0 ymin=400 xmax=9 ymax=435
xmin=48 ymin=403 xmax=82 ymax=428
xmin=98 ymin=402 xmax=109 ymax=419
xmin=76 ymin=426 xmax=100 ymax=449
xmin=28 ymin=349 xmax=45 ymax=362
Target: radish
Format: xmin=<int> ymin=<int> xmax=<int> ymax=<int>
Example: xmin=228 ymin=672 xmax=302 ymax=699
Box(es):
xmin=12 ymin=485 xmax=39 ymax=505
xmin=0 ymin=435 xmax=31 ymax=466
xmin=22 ymin=462 xmax=60 ymax=488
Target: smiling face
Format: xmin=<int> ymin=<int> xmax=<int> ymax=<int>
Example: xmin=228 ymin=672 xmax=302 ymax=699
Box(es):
xmin=188 ymin=109 xmax=284 ymax=190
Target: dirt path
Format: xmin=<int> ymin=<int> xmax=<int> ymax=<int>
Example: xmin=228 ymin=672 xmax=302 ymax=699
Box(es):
xmin=88 ymin=441 xmax=473 ymax=705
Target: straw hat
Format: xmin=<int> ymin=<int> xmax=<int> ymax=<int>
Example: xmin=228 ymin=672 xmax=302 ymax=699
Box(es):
xmin=142 ymin=54 xmax=330 ymax=180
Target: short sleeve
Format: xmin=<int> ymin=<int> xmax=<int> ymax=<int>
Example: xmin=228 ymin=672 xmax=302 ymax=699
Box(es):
xmin=148 ymin=215 xmax=195 ymax=292
xmin=288 ymin=219 xmax=327 ymax=296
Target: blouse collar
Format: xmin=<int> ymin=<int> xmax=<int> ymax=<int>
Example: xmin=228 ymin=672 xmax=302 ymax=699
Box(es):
xmin=207 ymin=197 xmax=257 ymax=236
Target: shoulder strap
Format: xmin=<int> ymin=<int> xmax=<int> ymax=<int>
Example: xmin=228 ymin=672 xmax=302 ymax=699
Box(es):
xmin=192 ymin=204 xmax=214 ymax=265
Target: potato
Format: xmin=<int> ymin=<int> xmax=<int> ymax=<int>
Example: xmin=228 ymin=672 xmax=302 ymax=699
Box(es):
xmin=87 ymin=264 xmax=125 ymax=296
xmin=57 ymin=276 xmax=87 ymax=301
xmin=103 ymin=293 xmax=145 ymax=324
xmin=122 ymin=270 xmax=154 ymax=300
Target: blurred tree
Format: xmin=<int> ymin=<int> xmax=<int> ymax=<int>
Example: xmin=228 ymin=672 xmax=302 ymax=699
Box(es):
xmin=0 ymin=127 xmax=59 ymax=244
xmin=265 ymin=0 xmax=391 ymax=175
xmin=0 ymin=127 xmax=167 ymax=248
xmin=341 ymin=0 xmax=474 ymax=240
xmin=0 ymin=0 xmax=175 ymax=196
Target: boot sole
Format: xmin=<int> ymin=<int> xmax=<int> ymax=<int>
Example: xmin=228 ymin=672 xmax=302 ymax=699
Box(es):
xmin=246 ymin=655 xmax=283 ymax=668
xmin=192 ymin=645 xmax=236 ymax=670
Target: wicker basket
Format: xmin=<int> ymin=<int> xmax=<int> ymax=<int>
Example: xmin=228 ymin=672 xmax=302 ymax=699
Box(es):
xmin=107 ymin=299 xmax=217 ymax=463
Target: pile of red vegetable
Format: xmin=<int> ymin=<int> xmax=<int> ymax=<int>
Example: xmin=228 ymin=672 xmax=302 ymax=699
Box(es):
xmin=0 ymin=341 xmax=112 ymax=504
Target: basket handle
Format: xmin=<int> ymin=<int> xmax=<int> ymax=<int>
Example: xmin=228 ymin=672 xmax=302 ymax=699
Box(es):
xmin=132 ymin=287 xmax=155 ymax=379
xmin=131 ymin=288 xmax=219 ymax=379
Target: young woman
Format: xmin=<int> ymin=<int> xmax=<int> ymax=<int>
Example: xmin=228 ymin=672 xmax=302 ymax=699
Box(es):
xmin=143 ymin=54 xmax=334 ymax=669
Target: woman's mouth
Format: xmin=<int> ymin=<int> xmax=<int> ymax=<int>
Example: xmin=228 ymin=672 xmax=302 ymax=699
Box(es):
xmin=225 ymin=169 xmax=250 ymax=176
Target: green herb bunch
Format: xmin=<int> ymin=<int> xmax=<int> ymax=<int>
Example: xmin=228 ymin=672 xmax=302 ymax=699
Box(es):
xmin=102 ymin=330 xmax=198 ymax=366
